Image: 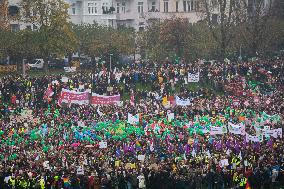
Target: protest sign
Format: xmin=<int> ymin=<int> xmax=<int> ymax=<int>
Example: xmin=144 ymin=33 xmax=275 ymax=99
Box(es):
xmin=61 ymin=77 xmax=69 ymax=83
xmin=127 ymin=113 xmax=139 ymax=124
xmin=99 ymin=141 xmax=107 ymax=149
xmin=64 ymin=67 xmax=76 ymax=73
xmin=167 ymin=112 xmax=174 ymax=122
xmin=188 ymin=72 xmax=200 ymax=82
xmin=175 ymin=96 xmax=191 ymax=106
xmin=76 ymin=166 xmax=84 ymax=175
xmin=138 ymin=155 xmax=145 ymax=161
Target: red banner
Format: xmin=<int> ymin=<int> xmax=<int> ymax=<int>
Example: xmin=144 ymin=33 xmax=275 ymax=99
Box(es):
xmin=58 ymin=89 xmax=89 ymax=106
xmin=91 ymin=93 xmax=120 ymax=105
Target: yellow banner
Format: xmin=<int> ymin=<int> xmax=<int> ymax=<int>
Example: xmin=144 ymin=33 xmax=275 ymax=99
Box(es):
xmin=0 ymin=65 xmax=17 ymax=73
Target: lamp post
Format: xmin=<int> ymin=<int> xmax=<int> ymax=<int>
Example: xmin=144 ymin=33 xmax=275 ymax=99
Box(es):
xmin=109 ymin=53 xmax=113 ymax=71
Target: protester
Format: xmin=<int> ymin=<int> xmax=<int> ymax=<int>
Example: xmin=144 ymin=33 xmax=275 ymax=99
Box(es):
xmin=0 ymin=58 xmax=283 ymax=189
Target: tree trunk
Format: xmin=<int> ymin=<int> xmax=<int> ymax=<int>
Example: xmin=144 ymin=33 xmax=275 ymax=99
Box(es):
xmin=43 ymin=56 xmax=48 ymax=73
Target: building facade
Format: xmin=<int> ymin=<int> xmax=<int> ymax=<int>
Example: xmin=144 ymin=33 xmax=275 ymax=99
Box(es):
xmin=66 ymin=0 xmax=202 ymax=30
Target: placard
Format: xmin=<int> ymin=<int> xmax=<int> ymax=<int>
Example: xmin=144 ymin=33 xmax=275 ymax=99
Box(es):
xmin=99 ymin=141 xmax=107 ymax=149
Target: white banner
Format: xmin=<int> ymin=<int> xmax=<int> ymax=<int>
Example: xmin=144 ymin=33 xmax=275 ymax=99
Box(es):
xmin=175 ymin=96 xmax=191 ymax=106
xmin=228 ymin=122 xmax=245 ymax=135
xmin=210 ymin=126 xmax=227 ymax=135
xmin=64 ymin=67 xmax=77 ymax=73
xmin=188 ymin=72 xmax=200 ymax=82
xmin=246 ymin=133 xmax=263 ymax=142
xmin=264 ymin=128 xmax=282 ymax=139
xmin=127 ymin=113 xmax=139 ymax=124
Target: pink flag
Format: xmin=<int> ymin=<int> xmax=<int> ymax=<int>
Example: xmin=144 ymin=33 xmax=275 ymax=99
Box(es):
xmin=130 ymin=93 xmax=135 ymax=106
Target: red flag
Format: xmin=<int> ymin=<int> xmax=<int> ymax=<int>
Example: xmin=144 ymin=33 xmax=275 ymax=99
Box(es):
xmin=245 ymin=180 xmax=251 ymax=189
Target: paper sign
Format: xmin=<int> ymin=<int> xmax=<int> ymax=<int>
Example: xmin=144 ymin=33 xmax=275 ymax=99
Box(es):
xmin=99 ymin=141 xmax=107 ymax=149
xmin=76 ymin=166 xmax=84 ymax=175
xmin=64 ymin=67 xmax=76 ymax=73
xmin=220 ymin=159 xmax=229 ymax=167
xmin=138 ymin=155 xmax=145 ymax=161
xmin=61 ymin=77 xmax=69 ymax=83
xmin=115 ymin=160 xmax=120 ymax=167
xmin=131 ymin=163 xmax=136 ymax=169
xmin=167 ymin=113 xmax=174 ymax=122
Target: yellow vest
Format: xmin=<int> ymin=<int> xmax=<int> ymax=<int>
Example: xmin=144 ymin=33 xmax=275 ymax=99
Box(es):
xmin=9 ymin=178 xmax=15 ymax=186
xmin=239 ymin=178 xmax=247 ymax=186
xmin=40 ymin=178 xmax=45 ymax=189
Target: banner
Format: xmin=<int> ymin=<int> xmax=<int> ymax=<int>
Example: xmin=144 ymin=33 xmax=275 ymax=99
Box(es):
xmin=175 ymin=96 xmax=191 ymax=106
xmin=64 ymin=67 xmax=77 ymax=73
xmin=188 ymin=72 xmax=200 ymax=82
xmin=127 ymin=113 xmax=139 ymax=124
xmin=58 ymin=89 xmax=89 ymax=106
xmin=264 ymin=128 xmax=282 ymax=139
xmin=246 ymin=133 xmax=263 ymax=142
xmin=228 ymin=122 xmax=245 ymax=135
xmin=210 ymin=126 xmax=227 ymax=135
xmin=91 ymin=93 xmax=120 ymax=105
xmin=0 ymin=65 xmax=17 ymax=73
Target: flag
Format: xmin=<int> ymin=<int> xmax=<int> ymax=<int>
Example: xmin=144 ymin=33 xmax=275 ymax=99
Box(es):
xmin=44 ymin=86 xmax=54 ymax=99
xmin=130 ymin=93 xmax=135 ymax=106
xmin=245 ymin=180 xmax=251 ymax=189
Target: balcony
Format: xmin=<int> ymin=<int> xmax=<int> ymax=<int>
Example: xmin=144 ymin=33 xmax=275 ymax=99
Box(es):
xmin=116 ymin=12 xmax=137 ymax=20
xmin=144 ymin=11 xmax=202 ymax=22
xmin=100 ymin=14 xmax=118 ymax=20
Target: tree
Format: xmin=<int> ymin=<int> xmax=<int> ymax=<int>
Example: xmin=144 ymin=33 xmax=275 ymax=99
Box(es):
xmin=74 ymin=24 xmax=135 ymax=65
xmin=235 ymin=0 xmax=277 ymax=55
xmin=20 ymin=0 xmax=77 ymax=71
xmin=0 ymin=0 xmax=9 ymax=30
xmin=159 ymin=18 xmax=191 ymax=59
xmin=201 ymin=0 xmax=239 ymax=60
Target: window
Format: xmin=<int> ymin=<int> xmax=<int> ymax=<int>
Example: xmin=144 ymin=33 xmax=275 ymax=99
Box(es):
xmin=176 ymin=1 xmax=179 ymax=12
xmin=138 ymin=2 xmax=143 ymax=13
xmin=26 ymin=25 xmax=32 ymax=30
xmin=33 ymin=24 xmax=38 ymax=30
xmin=183 ymin=1 xmax=186 ymax=11
xmin=164 ymin=0 xmax=168 ymax=12
xmin=212 ymin=14 xmax=218 ymax=24
xmin=117 ymin=3 xmax=120 ymax=13
xmin=183 ymin=0 xmax=195 ymax=12
xmin=88 ymin=2 xmax=94 ymax=14
xmin=187 ymin=1 xmax=191 ymax=11
xmin=122 ymin=2 xmax=126 ymax=13
xmin=151 ymin=2 xmax=156 ymax=11
xmin=102 ymin=3 xmax=109 ymax=14
xmin=8 ymin=6 xmax=19 ymax=16
xmin=72 ymin=7 xmax=76 ymax=14
xmin=10 ymin=24 xmax=20 ymax=32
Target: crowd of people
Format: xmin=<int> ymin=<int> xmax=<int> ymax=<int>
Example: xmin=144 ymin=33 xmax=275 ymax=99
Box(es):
xmin=0 ymin=58 xmax=284 ymax=189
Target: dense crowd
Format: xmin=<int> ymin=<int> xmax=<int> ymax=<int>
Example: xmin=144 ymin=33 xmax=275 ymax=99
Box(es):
xmin=0 ymin=58 xmax=284 ymax=189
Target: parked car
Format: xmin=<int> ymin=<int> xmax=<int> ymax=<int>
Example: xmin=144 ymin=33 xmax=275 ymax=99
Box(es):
xmin=48 ymin=58 xmax=65 ymax=69
xmin=27 ymin=59 xmax=44 ymax=69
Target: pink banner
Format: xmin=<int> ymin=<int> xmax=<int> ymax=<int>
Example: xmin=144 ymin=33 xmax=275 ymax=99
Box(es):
xmin=91 ymin=93 xmax=120 ymax=105
xmin=58 ymin=89 xmax=89 ymax=106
